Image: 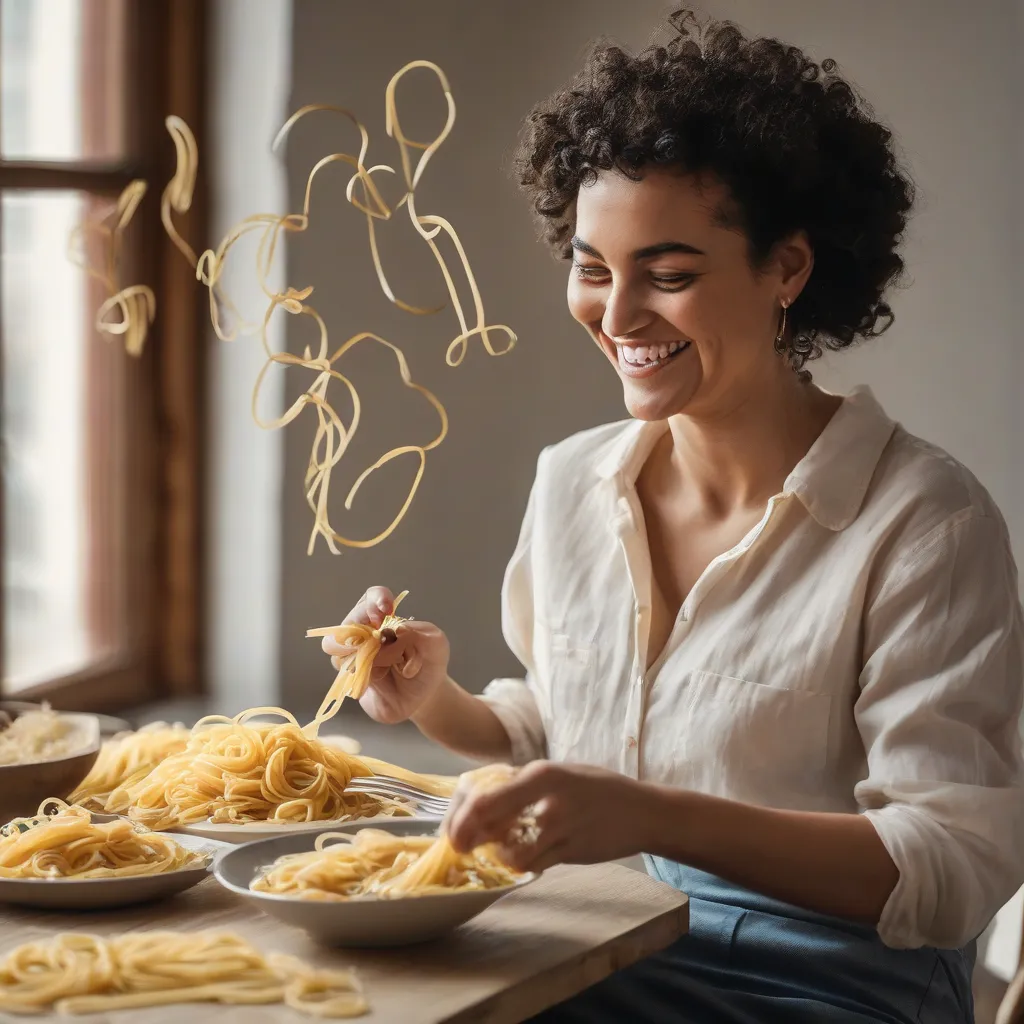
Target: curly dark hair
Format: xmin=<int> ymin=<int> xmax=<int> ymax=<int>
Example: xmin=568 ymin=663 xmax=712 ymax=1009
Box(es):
xmin=516 ymin=8 xmax=915 ymax=372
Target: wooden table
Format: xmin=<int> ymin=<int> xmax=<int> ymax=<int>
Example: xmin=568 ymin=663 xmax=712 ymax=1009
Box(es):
xmin=0 ymin=863 xmax=688 ymax=1023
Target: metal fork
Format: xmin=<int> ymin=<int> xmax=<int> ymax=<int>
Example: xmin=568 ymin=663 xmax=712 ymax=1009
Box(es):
xmin=346 ymin=775 xmax=451 ymax=817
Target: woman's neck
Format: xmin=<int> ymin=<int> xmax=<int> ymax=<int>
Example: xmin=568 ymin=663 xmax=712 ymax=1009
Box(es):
xmin=660 ymin=375 xmax=842 ymax=517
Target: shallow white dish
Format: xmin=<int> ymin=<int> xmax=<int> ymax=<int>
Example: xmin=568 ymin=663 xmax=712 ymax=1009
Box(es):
xmin=214 ymin=818 xmax=537 ymax=947
xmin=0 ymin=831 xmax=228 ymax=910
xmin=178 ymin=810 xmax=440 ymax=845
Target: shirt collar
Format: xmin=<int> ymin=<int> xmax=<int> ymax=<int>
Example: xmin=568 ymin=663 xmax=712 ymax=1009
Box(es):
xmin=595 ymin=385 xmax=896 ymax=532
xmin=782 ymin=385 xmax=896 ymax=530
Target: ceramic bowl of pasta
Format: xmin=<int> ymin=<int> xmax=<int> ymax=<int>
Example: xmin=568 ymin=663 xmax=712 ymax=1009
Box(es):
xmin=214 ymin=818 xmax=537 ymax=947
xmin=0 ymin=705 xmax=101 ymax=822
xmin=0 ymin=800 xmax=227 ymax=910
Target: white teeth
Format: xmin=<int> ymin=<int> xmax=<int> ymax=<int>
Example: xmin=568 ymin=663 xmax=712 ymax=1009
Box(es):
xmin=618 ymin=341 xmax=687 ymax=367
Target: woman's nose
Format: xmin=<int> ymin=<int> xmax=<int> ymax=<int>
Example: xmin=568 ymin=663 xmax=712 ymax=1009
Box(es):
xmin=602 ymin=283 xmax=650 ymax=339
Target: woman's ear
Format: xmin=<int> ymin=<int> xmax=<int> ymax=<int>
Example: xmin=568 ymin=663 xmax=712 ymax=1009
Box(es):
xmin=773 ymin=230 xmax=814 ymax=300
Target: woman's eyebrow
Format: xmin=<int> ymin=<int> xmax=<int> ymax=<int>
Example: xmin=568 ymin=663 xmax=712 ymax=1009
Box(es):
xmin=570 ymin=235 xmax=705 ymax=260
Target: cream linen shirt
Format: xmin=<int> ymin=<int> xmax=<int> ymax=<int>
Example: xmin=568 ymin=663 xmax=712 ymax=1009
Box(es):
xmin=481 ymin=386 xmax=1024 ymax=951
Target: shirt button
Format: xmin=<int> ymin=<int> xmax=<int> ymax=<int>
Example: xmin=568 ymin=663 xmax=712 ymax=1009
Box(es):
xmin=626 ymin=736 xmax=637 ymax=749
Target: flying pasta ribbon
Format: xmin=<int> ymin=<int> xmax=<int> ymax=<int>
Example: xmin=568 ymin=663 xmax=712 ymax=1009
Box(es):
xmin=69 ymin=180 xmax=156 ymax=357
xmin=383 ymin=61 xmax=517 ymax=367
xmin=156 ymin=58 xmax=515 ymax=553
xmin=0 ymin=930 xmax=368 ymax=1017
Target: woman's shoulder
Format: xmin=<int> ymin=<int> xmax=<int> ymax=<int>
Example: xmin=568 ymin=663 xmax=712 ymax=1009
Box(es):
xmin=538 ymin=418 xmax=639 ymax=472
xmin=866 ymin=423 xmax=1013 ymax=552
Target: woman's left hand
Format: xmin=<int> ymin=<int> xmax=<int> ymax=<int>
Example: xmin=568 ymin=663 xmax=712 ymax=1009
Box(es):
xmin=444 ymin=761 xmax=652 ymax=872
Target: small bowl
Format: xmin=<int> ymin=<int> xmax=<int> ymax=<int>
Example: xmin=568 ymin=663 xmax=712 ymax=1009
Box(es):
xmin=0 ymin=702 xmax=131 ymax=737
xmin=0 ymin=831 xmax=226 ymax=910
xmin=0 ymin=711 xmax=101 ymax=822
xmin=214 ymin=818 xmax=537 ymax=947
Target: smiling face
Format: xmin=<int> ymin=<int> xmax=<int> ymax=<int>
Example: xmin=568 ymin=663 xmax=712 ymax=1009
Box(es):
xmin=567 ymin=168 xmax=812 ymax=422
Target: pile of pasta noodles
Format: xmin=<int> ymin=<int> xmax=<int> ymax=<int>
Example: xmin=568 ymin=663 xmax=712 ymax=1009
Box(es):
xmin=0 ymin=799 xmax=203 ymax=880
xmin=0 ymin=930 xmax=367 ymax=1017
xmin=68 ymin=721 xmax=190 ymax=813
xmin=252 ymin=764 xmax=526 ymax=901
xmin=118 ymin=709 xmax=407 ymax=830
xmin=58 ymin=599 xmax=453 ymax=830
xmin=252 ymin=826 xmax=522 ymax=901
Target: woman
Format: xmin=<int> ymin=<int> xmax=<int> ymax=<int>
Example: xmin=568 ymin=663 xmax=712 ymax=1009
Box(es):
xmin=324 ymin=10 xmax=1024 ymax=1022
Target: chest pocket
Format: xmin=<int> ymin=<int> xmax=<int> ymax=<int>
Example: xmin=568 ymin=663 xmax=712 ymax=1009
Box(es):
xmin=666 ymin=670 xmax=832 ymax=802
xmin=535 ymin=629 xmax=595 ymax=763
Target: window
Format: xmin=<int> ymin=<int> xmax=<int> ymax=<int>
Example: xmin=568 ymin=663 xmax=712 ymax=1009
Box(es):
xmin=0 ymin=0 xmax=207 ymax=709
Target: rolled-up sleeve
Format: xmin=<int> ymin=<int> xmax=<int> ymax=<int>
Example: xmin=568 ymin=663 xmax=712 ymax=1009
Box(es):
xmin=479 ymin=452 xmax=548 ymax=766
xmin=855 ymin=510 xmax=1024 ymax=949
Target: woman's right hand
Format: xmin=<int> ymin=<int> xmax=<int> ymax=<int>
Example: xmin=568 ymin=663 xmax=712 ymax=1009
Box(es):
xmin=321 ymin=586 xmax=451 ymax=725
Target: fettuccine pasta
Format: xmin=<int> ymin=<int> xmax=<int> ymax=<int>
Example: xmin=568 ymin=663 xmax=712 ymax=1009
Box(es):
xmin=0 ymin=799 xmax=203 ymax=880
xmin=117 ymin=708 xmax=406 ymax=830
xmin=68 ymin=722 xmax=190 ymax=813
xmin=252 ymin=764 xmax=525 ymax=900
xmin=251 ymin=827 xmax=522 ymax=902
xmin=304 ymin=591 xmax=410 ymax=719
xmin=0 ymin=930 xmax=367 ymax=1017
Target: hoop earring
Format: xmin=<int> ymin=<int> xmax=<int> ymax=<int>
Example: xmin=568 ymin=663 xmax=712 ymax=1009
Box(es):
xmin=774 ymin=299 xmax=790 ymax=346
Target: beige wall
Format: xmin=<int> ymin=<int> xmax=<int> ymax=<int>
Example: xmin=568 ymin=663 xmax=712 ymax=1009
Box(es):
xmin=276 ymin=0 xmax=1022 ymax=707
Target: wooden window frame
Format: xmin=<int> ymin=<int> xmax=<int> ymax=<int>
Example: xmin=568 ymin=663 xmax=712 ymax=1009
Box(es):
xmin=0 ymin=0 xmax=208 ymax=711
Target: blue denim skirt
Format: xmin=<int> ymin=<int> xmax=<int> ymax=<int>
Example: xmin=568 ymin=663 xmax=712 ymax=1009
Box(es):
xmin=529 ymin=858 xmax=974 ymax=1023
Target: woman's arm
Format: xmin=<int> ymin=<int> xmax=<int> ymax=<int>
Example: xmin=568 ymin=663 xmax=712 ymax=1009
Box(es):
xmin=446 ymin=761 xmax=897 ymax=925
xmin=411 ymin=676 xmax=513 ymax=762
xmin=641 ymin=784 xmax=899 ymax=924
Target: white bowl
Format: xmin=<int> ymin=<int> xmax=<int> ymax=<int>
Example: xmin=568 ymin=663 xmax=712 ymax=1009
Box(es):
xmin=214 ymin=819 xmax=537 ymax=947
xmin=0 ymin=831 xmax=227 ymax=910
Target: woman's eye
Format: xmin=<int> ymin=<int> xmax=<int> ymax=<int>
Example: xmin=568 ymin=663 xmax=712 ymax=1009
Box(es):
xmin=572 ymin=263 xmax=608 ymax=281
xmin=651 ymin=273 xmax=696 ymax=291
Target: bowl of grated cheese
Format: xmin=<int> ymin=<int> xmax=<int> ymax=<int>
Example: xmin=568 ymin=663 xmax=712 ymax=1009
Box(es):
xmin=0 ymin=704 xmax=100 ymax=822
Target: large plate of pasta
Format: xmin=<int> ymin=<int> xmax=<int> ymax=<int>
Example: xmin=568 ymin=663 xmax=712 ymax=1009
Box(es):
xmin=215 ymin=818 xmax=537 ymax=947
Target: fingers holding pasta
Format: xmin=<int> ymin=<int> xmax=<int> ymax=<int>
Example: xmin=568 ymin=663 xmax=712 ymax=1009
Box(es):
xmin=445 ymin=761 xmax=650 ymax=873
xmin=313 ymin=589 xmax=450 ymax=726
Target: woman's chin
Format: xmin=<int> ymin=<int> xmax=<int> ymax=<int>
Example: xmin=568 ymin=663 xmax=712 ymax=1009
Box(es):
xmin=621 ymin=378 xmax=699 ymax=421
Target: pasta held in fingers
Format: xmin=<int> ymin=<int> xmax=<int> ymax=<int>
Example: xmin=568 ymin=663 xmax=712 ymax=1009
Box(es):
xmin=252 ymin=764 xmax=529 ymax=900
